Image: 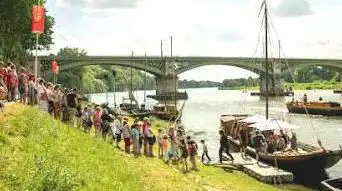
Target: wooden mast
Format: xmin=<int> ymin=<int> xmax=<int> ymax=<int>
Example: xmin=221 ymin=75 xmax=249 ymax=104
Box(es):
xmin=264 ymin=0 xmax=269 ymax=119
xmin=144 ymin=52 xmax=147 ymax=106
xmin=161 ymin=40 xmax=167 ymax=109
xmin=130 ymin=51 xmax=133 ymax=107
xmin=171 ymin=36 xmax=177 ymax=109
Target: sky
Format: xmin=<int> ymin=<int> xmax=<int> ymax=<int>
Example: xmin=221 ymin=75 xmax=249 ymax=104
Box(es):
xmin=45 ymin=0 xmax=342 ymax=82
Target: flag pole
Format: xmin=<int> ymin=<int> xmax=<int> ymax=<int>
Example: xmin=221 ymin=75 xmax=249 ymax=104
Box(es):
xmin=34 ymin=33 xmax=39 ymax=86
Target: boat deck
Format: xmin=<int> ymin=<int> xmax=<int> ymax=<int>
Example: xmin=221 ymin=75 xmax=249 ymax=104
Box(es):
xmin=214 ymin=153 xmax=294 ymax=184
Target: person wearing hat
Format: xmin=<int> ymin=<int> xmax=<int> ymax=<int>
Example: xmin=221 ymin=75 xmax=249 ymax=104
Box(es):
xmin=122 ymin=117 xmax=131 ymax=153
xmin=142 ymin=117 xmax=149 ymax=155
xmin=113 ymin=115 xmax=123 ymax=148
xmin=253 ymin=130 xmax=266 ymax=165
xmin=93 ymin=106 xmax=102 ymax=136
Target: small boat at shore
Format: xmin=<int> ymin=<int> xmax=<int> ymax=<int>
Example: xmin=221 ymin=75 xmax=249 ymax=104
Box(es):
xmin=286 ymin=101 xmax=342 ymax=116
xmin=220 ymin=114 xmax=342 ymax=174
xmin=153 ymin=104 xmax=178 ymax=121
xmin=250 ymin=91 xmax=294 ymax=97
xmin=333 ymin=90 xmax=342 ymax=94
xmin=321 ymin=177 xmax=342 ymax=191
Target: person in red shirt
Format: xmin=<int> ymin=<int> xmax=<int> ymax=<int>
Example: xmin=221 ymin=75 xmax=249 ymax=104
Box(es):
xmin=8 ymin=65 xmax=18 ymax=102
xmin=0 ymin=61 xmax=8 ymax=100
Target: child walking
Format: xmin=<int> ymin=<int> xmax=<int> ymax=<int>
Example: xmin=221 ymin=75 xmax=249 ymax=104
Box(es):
xmin=200 ymin=140 xmax=211 ymax=163
xmin=188 ymin=139 xmax=198 ymax=170
xmin=157 ymin=129 xmax=163 ymax=158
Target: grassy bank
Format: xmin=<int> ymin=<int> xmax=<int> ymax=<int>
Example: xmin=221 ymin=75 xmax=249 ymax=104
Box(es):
xmin=219 ymin=81 xmax=342 ymax=91
xmin=0 ymin=104 xmax=311 ymax=191
xmin=284 ymin=81 xmax=342 ymax=90
xmin=218 ymin=86 xmax=259 ymax=90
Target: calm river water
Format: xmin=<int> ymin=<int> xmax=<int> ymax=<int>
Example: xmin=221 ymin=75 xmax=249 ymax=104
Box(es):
xmin=89 ymin=88 xmax=342 ymax=184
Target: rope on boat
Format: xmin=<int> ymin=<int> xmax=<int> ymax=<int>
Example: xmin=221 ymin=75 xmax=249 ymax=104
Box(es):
xmin=280 ymin=49 xmax=322 ymax=147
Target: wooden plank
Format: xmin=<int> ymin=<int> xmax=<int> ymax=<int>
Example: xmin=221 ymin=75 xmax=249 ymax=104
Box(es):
xmin=229 ymin=152 xmax=294 ymax=184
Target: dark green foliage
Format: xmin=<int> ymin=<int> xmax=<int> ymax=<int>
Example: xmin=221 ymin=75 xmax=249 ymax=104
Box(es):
xmin=0 ymin=0 xmax=54 ymax=63
xmin=178 ymin=80 xmax=221 ymax=89
xmin=44 ymin=47 xmax=156 ymax=93
xmin=282 ymin=65 xmax=338 ymax=83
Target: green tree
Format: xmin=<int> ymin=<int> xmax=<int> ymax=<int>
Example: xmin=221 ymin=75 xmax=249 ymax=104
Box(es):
xmin=45 ymin=47 xmax=156 ymax=94
xmin=0 ymin=0 xmax=54 ymax=63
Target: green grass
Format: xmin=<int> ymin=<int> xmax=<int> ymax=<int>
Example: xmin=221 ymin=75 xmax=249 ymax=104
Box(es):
xmin=285 ymin=81 xmax=342 ymax=90
xmin=0 ymin=104 xmax=311 ymax=191
xmin=218 ymin=86 xmax=259 ymax=90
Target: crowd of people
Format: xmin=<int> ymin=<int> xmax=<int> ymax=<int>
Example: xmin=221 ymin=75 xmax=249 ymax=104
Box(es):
xmin=0 ymin=60 xmax=215 ymax=173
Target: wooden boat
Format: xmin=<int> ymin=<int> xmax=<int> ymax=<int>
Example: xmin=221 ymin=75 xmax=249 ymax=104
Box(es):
xmin=220 ymin=114 xmax=342 ymax=174
xmin=119 ymin=97 xmax=139 ymax=112
xmin=147 ymin=91 xmax=188 ymax=101
xmin=250 ymin=91 xmax=294 ymax=97
xmin=333 ymin=90 xmax=342 ymax=94
xmin=286 ymin=101 xmax=342 ymax=116
xmin=153 ymin=104 xmax=178 ymax=121
xmin=321 ymin=177 xmax=342 ymax=191
xmin=130 ymin=109 xmax=152 ymax=119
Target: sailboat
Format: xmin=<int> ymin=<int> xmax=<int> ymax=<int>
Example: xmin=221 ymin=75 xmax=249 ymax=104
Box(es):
xmin=220 ymin=1 xmax=342 ymax=176
xmin=153 ymin=38 xmax=179 ymax=121
xmin=119 ymin=52 xmax=139 ymax=113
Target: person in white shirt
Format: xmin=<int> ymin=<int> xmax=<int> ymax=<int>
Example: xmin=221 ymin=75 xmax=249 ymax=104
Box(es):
xmin=37 ymin=79 xmax=48 ymax=112
xmin=113 ymin=116 xmax=122 ymax=148
xmin=200 ymin=139 xmax=211 ymax=163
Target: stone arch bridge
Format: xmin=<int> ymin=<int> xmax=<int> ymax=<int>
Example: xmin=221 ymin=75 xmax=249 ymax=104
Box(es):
xmin=35 ymin=56 xmax=342 ymax=96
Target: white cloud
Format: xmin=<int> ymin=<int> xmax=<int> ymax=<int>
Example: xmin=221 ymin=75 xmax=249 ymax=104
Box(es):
xmin=272 ymin=0 xmax=314 ymax=17
xmin=46 ymin=0 xmax=342 ymax=81
xmin=57 ymin=0 xmax=142 ymax=8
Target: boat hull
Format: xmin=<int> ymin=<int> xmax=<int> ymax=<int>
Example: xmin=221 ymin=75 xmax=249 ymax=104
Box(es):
xmin=130 ymin=110 xmax=152 ymax=119
xmin=333 ymin=90 xmax=342 ymax=94
xmin=153 ymin=112 xmax=177 ymax=121
xmin=321 ymin=178 xmax=342 ymax=191
xmin=227 ymin=137 xmax=342 ymax=175
xmin=147 ymin=91 xmax=188 ymax=101
xmin=250 ymin=91 xmax=294 ymax=97
xmin=287 ymin=104 xmax=342 ymax=116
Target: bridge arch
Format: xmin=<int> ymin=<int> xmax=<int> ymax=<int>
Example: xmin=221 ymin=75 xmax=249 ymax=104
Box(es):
xmin=57 ymin=60 xmax=164 ymax=76
xmin=175 ymin=62 xmax=265 ymax=76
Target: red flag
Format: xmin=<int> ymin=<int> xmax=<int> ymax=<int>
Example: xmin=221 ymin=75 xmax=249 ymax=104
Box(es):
xmin=32 ymin=5 xmax=45 ymax=34
xmin=51 ymin=60 xmax=58 ymax=74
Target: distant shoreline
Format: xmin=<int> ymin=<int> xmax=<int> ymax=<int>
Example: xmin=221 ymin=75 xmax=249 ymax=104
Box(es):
xmin=218 ymin=82 xmax=342 ymax=91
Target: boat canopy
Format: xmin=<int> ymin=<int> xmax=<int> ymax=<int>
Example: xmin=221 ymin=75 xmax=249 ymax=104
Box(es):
xmin=240 ymin=115 xmax=266 ymax=123
xmin=249 ymin=118 xmax=300 ymax=131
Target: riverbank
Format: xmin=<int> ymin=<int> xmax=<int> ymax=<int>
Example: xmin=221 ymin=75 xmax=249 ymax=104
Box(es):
xmin=218 ymin=81 xmax=342 ymax=91
xmin=0 ymin=104 xmax=311 ymax=191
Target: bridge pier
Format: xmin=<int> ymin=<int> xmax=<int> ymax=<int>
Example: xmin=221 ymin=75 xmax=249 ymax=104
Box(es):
xmin=147 ymin=75 xmax=188 ymax=101
xmin=259 ymin=74 xmax=285 ymax=96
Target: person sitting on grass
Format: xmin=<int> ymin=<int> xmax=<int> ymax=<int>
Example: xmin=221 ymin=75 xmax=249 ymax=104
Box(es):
xmin=200 ymin=140 xmax=211 ymax=164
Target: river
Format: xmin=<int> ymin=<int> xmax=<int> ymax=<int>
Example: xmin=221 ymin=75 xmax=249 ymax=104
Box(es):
xmin=88 ymin=88 xmax=342 ymax=186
